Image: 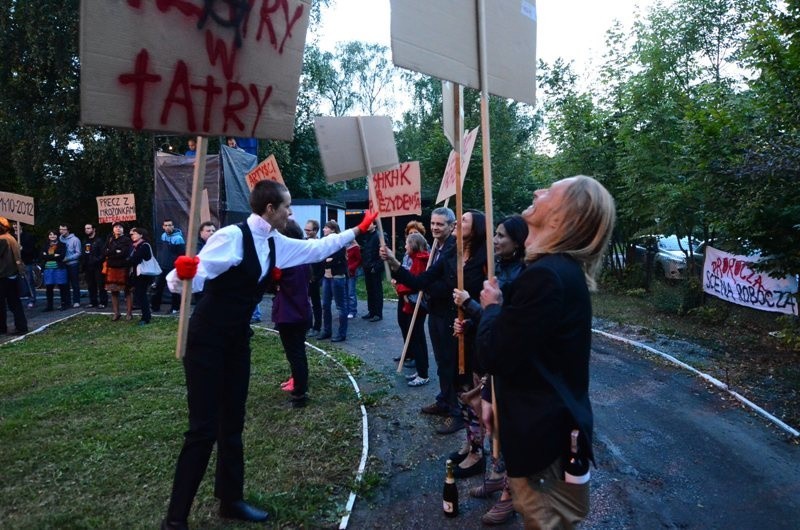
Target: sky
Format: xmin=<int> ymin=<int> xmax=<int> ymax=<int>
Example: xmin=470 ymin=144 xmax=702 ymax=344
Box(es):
xmin=313 ymin=0 xmax=659 ymax=84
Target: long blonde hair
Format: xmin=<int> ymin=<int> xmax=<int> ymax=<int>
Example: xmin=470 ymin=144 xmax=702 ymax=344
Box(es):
xmin=525 ymin=175 xmax=616 ymax=291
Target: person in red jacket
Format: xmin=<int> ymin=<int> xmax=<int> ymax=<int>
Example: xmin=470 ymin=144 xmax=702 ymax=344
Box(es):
xmin=394 ymin=232 xmax=431 ymax=386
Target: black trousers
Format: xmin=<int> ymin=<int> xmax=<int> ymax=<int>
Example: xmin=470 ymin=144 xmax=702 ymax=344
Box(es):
xmin=397 ymin=303 xmax=429 ymax=378
xmin=152 ymin=270 xmax=180 ymax=311
xmin=132 ymin=275 xmax=152 ymax=322
xmin=308 ymin=277 xmax=322 ymax=332
xmin=85 ymin=263 xmax=108 ymax=306
xmin=166 ymin=321 xmax=251 ymax=521
xmin=277 ymin=322 xmax=309 ymax=396
xmin=428 ymin=313 xmax=458 ymax=415
xmin=0 ymin=277 xmax=27 ymax=333
xmin=363 ymin=268 xmax=383 ymax=318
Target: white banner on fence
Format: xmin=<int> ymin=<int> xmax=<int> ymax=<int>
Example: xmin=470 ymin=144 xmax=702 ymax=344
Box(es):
xmin=0 ymin=191 xmax=35 ymax=225
xmin=703 ymin=246 xmax=798 ymax=316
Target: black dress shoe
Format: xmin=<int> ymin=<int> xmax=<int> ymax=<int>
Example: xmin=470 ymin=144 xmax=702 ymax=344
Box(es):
xmin=361 ymin=314 xmax=374 ymax=320
xmin=290 ymin=393 xmax=308 ymax=408
xmin=452 ymin=454 xmax=486 ymax=479
xmin=219 ymin=500 xmax=269 ymax=522
xmin=448 ymin=449 xmax=469 ymax=465
xmin=331 ymin=336 xmax=346 ymax=342
xmin=160 ymin=518 xmax=188 ymax=530
xmin=316 ymin=332 xmax=332 ymax=340
xmin=368 ymin=315 xmax=382 ymax=322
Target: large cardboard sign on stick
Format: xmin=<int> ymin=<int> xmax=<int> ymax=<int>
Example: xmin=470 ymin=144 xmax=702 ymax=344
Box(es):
xmin=314 ymin=116 xmax=399 ymax=183
xmin=0 ymin=191 xmax=34 ymax=225
xmin=97 ymin=194 xmax=137 ymax=224
xmin=80 ymin=0 xmax=311 ymax=140
xmin=369 ymin=161 xmax=422 ymax=216
xmin=246 ymin=155 xmax=284 ymax=190
xmin=436 ymin=126 xmax=479 ymax=203
xmin=703 ymin=246 xmax=798 ymax=316
xmin=391 ymin=0 xmax=537 ymax=105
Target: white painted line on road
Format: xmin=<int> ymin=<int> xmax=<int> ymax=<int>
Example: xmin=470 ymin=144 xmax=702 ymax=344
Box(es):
xmin=256 ymin=327 xmax=368 ymax=529
xmin=2 ymin=311 xmax=86 ymax=346
xmin=593 ymin=328 xmax=800 ymax=438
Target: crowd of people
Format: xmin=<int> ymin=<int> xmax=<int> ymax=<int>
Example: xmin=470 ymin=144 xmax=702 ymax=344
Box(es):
xmin=3 ymin=173 xmax=616 ymax=530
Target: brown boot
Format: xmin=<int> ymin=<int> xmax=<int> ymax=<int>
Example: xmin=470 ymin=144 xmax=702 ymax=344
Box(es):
xmin=481 ymin=498 xmax=515 ymax=525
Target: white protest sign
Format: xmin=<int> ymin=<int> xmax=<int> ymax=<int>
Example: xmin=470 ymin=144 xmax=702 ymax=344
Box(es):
xmin=0 ymin=191 xmax=34 ymax=225
xmin=436 ymin=126 xmax=480 ymax=204
xmin=97 ymin=194 xmax=137 ymax=224
xmin=246 ymin=154 xmax=284 ymax=190
xmin=391 ymin=0 xmax=537 ymax=105
xmin=369 ymin=161 xmax=422 ymax=216
xmin=703 ymin=246 xmax=798 ymax=316
xmin=80 ymin=0 xmax=311 ymax=140
xmin=314 ymin=116 xmax=399 ymax=183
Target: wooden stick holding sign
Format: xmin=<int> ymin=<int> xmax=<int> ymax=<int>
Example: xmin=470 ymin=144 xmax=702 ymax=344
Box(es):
xmin=477 ymin=0 xmax=499 ymax=459
xmin=357 ymin=117 xmax=393 ymax=281
xmin=175 ymin=136 xmax=207 ymax=359
xmin=451 ymin=87 xmax=466 ymax=377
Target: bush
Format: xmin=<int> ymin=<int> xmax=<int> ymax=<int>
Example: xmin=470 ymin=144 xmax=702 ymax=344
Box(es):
xmin=652 ymin=278 xmax=705 ymax=315
xmin=773 ymin=315 xmax=800 ymax=351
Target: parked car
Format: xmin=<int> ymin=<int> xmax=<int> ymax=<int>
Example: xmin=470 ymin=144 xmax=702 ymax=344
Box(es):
xmin=629 ymin=235 xmax=704 ymax=280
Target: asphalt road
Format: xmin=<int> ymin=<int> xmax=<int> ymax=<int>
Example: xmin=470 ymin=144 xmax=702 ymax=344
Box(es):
xmin=328 ymin=301 xmax=800 ymax=529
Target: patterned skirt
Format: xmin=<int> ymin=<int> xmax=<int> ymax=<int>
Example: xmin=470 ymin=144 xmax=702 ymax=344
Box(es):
xmin=105 ymin=266 xmax=130 ymax=292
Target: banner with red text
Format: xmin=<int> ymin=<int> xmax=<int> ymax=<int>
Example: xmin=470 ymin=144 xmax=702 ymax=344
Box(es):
xmin=97 ymin=194 xmax=137 ymax=224
xmin=246 ymin=154 xmax=284 ymax=190
xmin=0 ymin=191 xmax=35 ymax=225
xmin=80 ymin=0 xmax=311 ymax=140
xmin=436 ymin=127 xmax=479 ymax=203
xmin=368 ymin=161 xmax=421 ymax=217
xmin=703 ymin=246 xmax=798 ymax=315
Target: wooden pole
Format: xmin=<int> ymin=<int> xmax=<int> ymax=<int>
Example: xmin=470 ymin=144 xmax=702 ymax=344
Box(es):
xmin=355 ymin=116 xmax=392 ymax=281
xmin=175 ymin=136 xmax=207 ymax=359
xmin=453 ymin=87 xmax=465 ymax=376
xmin=477 ymin=0 xmax=500 ymax=459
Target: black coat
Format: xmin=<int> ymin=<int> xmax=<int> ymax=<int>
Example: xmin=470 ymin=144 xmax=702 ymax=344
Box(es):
xmin=477 ymin=253 xmax=594 ymax=477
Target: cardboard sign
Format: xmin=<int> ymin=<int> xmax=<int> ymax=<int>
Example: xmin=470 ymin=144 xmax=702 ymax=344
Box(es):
xmin=97 ymin=194 xmax=137 ymax=224
xmin=369 ymin=161 xmax=422 ymax=216
xmin=314 ymin=116 xmax=399 ymax=183
xmin=246 ymin=154 xmax=284 ymax=190
xmin=391 ymin=0 xmax=537 ymax=105
xmin=436 ymin=127 xmax=480 ymax=203
xmin=0 ymin=191 xmax=35 ymax=225
xmin=703 ymin=246 xmax=798 ymax=316
xmin=80 ymin=0 xmax=311 ymax=140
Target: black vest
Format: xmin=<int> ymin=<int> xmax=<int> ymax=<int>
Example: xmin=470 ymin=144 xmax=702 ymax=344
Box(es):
xmin=194 ymin=222 xmax=275 ymax=325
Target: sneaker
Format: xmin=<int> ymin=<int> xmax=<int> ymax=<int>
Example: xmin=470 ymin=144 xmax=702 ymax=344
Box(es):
xmin=407 ymin=376 xmax=429 ymax=387
xmin=171 ymin=309 xmax=179 ymax=314
xmin=405 ymin=372 xmax=419 ymax=381
xmin=347 ymin=313 xmax=355 ymax=319
xmin=481 ymin=498 xmax=515 ymax=525
xmin=306 ymin=329 xmax=319 ymax=338
xmin=421 ymin=402 xmax=450 ymax=416
xmin=98 ymin=304 xmax=106 ymax=309
xmin=436 ymin=415 xmax=465 ymax=435
xmin=26 ymin=302 xmax=34 ymax=309
xmin=72 ymin=302 xmax=81 ymax=308
xmin=470 ymin=476 xmax=506 ymax=498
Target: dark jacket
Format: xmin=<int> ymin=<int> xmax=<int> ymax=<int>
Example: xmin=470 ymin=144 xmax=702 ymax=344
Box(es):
xmin=156 ymin=228 xmax=185 ymax=269
xmin=82 ymin=234 xmax=107 ymax=268
xmin=323 ymin=247 xmax=347 ymax=277
xmin=477 ymin=254 xmax=594 ymax=478
xmin=127 ymin=241 xmax=154 ymax=277
xmin=20 ymin=231 xmax=38 ymax=265
xmin=105 ymin=235 xmax=133 ymax=268
xmin=40 ymin=241 xmax=67 ymax=268
xmin=271 ymin=264 xmax=312 ymax=325
xmin=360 ymin=229 xmax=381 ymax=273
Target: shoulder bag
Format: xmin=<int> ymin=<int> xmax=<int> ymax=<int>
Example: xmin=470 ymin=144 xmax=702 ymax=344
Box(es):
xmin=136 ymin=243 xmax=162 ymax=276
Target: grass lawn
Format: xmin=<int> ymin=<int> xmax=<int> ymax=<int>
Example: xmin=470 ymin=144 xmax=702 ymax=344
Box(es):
xmin=0 ymin=315 xmax=364 ymax=529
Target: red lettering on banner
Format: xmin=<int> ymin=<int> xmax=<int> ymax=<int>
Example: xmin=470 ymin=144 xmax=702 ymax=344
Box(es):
xmin=160 ymin=60 xmax=197 ymax=130
xmin=256 ymin=0 xmax=305 ymax=54
xmin=205 ymin=30 xmax=239 ymax=80
xmin=191 ymin=75 xmax=224 ymax=131
xmin=223 ymin=82 xmax=249 ymax=132
xmin=118 ymin=49 xmax=162 ymax=130
xmin=248 ymin=84 xmax=273 ymax=137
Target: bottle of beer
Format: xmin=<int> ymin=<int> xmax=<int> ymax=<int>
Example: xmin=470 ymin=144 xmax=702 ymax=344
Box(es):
xmin=443 ymin=459 xmax=458 ymax=517
xmin=564 ymin=429 xmax=591 ymax=484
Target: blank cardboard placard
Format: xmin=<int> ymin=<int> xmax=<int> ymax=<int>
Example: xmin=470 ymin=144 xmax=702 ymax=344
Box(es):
xmin=80 ymin=0 xmax=311 ymax=140
xmin=314 ymin=116 xmax=399 ymax=183
xmin=391 ymin=0 xmax=537 ymax=105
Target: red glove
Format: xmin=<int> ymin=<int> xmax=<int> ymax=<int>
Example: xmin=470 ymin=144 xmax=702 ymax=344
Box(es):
xmin=174 ymin=255 xmax=200 ymax=280
xmin=357 ymin=210 xmax=379 ymax=233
